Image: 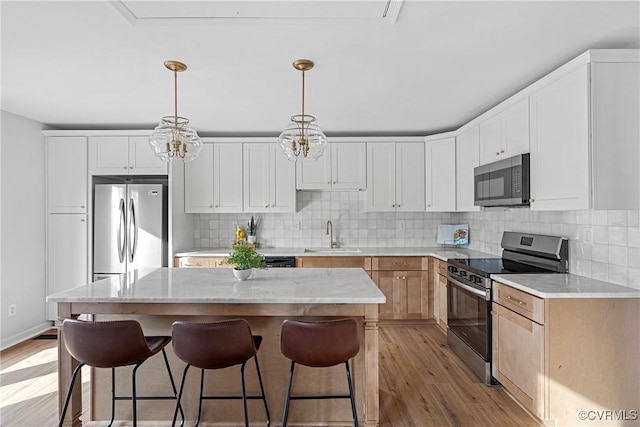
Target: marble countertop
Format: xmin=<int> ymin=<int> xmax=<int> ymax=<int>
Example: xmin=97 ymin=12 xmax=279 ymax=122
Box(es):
xmin=175 ymin=246 xmax=491 ymax=261
xmin=491 ymin=273 xmax=640 ymax=299
xmin=47 ymin=267 xmax=386 ymax=304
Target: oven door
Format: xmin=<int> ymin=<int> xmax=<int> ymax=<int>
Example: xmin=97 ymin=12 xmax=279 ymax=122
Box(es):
xmin=447 ymin=274 xmax=491 ymax=361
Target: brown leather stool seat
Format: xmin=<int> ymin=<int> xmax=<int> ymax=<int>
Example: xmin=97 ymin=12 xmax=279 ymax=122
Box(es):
xmin=280 ymin=318 xmax=360 ymax=427
xmin=58 ymin=319 xmax=183 ymax=427
xmin=170 ymin=319 xmax=270 ymax=427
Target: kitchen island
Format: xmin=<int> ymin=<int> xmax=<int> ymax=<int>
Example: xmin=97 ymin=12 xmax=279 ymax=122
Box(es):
xmin=48 ymin=267 xmax=385 ymax=427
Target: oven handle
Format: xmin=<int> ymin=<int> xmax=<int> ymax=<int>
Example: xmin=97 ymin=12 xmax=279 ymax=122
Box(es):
xmin=447 ymin=275 xmax=489 ymax=300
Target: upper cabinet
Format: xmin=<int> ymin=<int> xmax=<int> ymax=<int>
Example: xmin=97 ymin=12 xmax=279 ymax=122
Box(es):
xmin=365 ymin=142 xmax=425 ymax=212
xmin=455 ymin=126 xmax=481 ymax=212
xmin=425 ymin=136 xmax=456 ymax=212
xmin=89 ymin=136 xmax=168 ymax=175
xmin=184 ymin=143 xmax=243 ymax=213
xmin=296 ymin=142 xmax=366 ymax=190
xmin=243 ymin=143 xmax=296 ymax=213
xmin=479 ymin=97 xmax=530 ymax=166
xmin=529 ymin=61 xmax=640 ymax=210
xmin=47 ymin=136 xmax=88 ymax=214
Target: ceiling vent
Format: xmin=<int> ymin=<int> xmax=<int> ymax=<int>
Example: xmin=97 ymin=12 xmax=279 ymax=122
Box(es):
xmin=110 ymin=0 xmax=404 ymax=24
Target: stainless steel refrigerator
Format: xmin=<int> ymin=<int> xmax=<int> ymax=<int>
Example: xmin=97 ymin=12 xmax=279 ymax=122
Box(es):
xmin=93 ymin=182 xmax=167 ymax=281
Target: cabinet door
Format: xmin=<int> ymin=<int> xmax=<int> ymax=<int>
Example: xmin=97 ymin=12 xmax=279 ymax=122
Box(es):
xmin=492 ymin=302 xmax=544 ymax=419
xmin=47 ymin=214 xmax=88 ymax=320
xmin=529 ymin=65 xmax=590 ymax=210
xmin=396 ymin=142 xmax=425 ymax=212
xmin=243 ymin=143 xmax=271 ymax=212
xmin=374 ymin=271 xmax=397 ymax=319
xmin=128 ymin=136 xmax=167 ymax=175
xmin=373 ymin=270 xmax=428 ymax=320
xmin=296 ymin=148 xmax=332 ymax=189
xmin=213 ymin=143 xmax=243 ymax=212
xmin=479 ymin=114 xmax=502 ymax=165
xmin=89 ymin=136 xmax=130 ymax=174
xmin=270 ymin=143 xmax=296 ymax=212
xmin=185 ymin=144 xmax=214 ymax=213
xmin=365 ymin=143 xmax=396 ymax=212
xmin=437 ymin=273 xmax=447 ymax=331
xmin=456 ymin=126 xmax=481 ymax=212
xmin=502 ymin=97 xmax=530 ymax=158
xmin=332 ymin=142 xmax=366 ymax=190
xmin=47 ymin=136 xmax=87 ymax=213
xmin=425 ymin=137 xmax=456 ymax=211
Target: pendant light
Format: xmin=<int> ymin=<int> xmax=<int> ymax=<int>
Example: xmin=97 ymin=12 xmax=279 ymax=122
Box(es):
xmin=149 ymin=60 xmax=202 ymax=163
xmin=278 ymin=59 xmax=327 ymax=161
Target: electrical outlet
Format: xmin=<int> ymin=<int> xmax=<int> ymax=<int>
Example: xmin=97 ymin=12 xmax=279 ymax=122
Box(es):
xmin=8 ymin=304 xmax=17 ymax=317
xmin=397 ymin=220 xmax=405 ymax=231
xmin=583 ymin=227 xmax=592 ymax=244
xmin=290 ymin=221 xmax=301 ymax=231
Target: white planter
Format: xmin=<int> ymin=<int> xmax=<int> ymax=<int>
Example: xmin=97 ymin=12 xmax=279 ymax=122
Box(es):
xmin=233 ymin=268 xmax=252 ymax=281
xmin=247 ymin=235 xmax=257 ymax=244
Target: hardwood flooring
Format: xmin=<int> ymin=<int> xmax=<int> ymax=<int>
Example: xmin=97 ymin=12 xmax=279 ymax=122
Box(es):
xmin=0 ymin=324 xmax=540 ymax=426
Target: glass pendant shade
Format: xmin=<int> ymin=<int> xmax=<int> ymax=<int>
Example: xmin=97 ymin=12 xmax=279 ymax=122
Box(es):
xmin=278 ymin=114 xmax=327 ymax=161
xmin=149 ymin=116 xmax=202 ymax=163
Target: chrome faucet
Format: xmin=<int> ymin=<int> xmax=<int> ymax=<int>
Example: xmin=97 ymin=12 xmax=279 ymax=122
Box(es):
xmin=326 ymin=220 xmax=338 ymax=248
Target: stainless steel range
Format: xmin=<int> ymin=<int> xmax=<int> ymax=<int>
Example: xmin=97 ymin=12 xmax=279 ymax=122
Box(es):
xmin=446 ymin=231 xmax=568 ymax=385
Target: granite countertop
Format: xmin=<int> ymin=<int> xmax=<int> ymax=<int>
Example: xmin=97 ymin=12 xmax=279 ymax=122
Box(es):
xmin=47 ymin=267 xmax=386 ymax=304
xmin=175 ymin=246 xmax=492 ymax=261
xmin=491 ymin=273 xmax=640 ymax=299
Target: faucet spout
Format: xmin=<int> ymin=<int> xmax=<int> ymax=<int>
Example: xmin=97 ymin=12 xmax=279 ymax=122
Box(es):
xmin=325 ymin=220 xmax=338 ymax=248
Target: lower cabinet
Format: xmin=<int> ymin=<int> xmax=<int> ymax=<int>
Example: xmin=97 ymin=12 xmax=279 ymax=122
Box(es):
xmin=295 ymin=256 xmax=368 ymax=269
xmin=492 ymin=281 xmax=640 ymax=426
xmin=175 ymin=256 xmax=230 ymax=268
xmin=432 ymin=258 xmax=448 ymax=332
xmin=370 ymin=257 xmax=430 ymax=320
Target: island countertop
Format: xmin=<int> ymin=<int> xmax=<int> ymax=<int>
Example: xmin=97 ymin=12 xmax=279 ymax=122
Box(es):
xmin=47 ymin=267 xmax=386 ymax=304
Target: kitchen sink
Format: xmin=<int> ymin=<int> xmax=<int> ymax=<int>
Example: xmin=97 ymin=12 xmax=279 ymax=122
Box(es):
xmin=303 ymin=248 xmax=362 ymax=254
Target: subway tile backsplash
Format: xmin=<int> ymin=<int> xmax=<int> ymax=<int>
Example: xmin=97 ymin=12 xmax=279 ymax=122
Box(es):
xmin=192 ymin=191 xmax=640 ymax=290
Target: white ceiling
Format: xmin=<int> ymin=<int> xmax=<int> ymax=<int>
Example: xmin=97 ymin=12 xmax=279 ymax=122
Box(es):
xmin=2 ymin=0 xmax=639 ymax=137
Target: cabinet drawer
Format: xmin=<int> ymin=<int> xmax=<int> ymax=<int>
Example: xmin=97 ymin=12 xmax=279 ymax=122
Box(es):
xmin=296 ymin=256 xmax=368 ymax=269
xmin=437 ymin=260 xmax=448 ymax=277
xmin=493 ymin=282 xmax=544 ymax=324
xmin=371 ymin=257 xmax=426 ymax=271
xmin=177 ymin=257 xmax=212 ymax=268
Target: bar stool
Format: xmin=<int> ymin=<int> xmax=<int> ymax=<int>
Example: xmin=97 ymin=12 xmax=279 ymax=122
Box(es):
xmin=280 ymin=318 xmax=360 ymax=427
xmin=170 ymin=319 xmax=270 ymax=427
xmin=58 ymin=319 xmax=184 ymax=427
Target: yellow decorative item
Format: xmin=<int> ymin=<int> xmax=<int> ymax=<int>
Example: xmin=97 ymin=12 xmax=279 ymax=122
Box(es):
xmin=235 ymin=226 xmax=245 ymax=242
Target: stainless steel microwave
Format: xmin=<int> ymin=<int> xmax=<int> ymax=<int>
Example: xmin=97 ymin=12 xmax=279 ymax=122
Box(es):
xmin=474 ymin=153 xmax=530 ymax=207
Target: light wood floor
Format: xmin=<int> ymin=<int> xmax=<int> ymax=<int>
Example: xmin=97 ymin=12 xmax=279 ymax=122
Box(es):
xmin=0 ymin=324 xmax=540 ymax=426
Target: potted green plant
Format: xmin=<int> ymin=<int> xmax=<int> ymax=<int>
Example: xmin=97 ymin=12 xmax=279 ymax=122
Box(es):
xmin=221 ymin=243 xmax=266 ymax=280
xmin=246 ymin=216 xmax=259 ymax=244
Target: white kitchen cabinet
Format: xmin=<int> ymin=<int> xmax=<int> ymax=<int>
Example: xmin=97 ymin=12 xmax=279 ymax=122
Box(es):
xmin=479 ymin=97 xmax=529 ymax=165
xmin=184 ymin=143 xmax=243 ymax=213
xmin=243 ymin=143 xmax=296 ymax=213
xmin=365 ymin=142 xmax=425 ymax=212
xmin=296 ymin=142 xmax=366 ymax=190
xmin=89 ymin=136 xmax=167 ymax=175
xmin=47 ymin=136 xmax=88 ymax=214
xmin=425 ymin=136 xmax=456 ymax=211
xmin=455 ymin=126 xmax=481 ymax=212
xmin=46 ymin=213 xmax=88 ymax=320
xmin=529 ymin=61 xmax=640 ymax=210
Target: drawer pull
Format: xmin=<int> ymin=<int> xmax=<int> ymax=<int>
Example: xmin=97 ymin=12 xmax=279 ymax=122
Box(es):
xmin=503 ymin=294 xmax=526 ymax=306
xmin=392 ymin=262 xmax=409 ymax=266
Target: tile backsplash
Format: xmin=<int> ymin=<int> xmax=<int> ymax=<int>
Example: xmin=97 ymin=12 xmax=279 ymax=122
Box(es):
xmin=192 ymin=191 xmax=640 ymax=290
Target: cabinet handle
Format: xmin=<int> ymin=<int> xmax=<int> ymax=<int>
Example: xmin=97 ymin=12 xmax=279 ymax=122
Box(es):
xmin=327 ymin=181 xmax=331 ymax=184
xmin=397 ymin=204 xmax=401 ymax=207
xmin=393 ymin=262 xmax=409 ymax=266
xmin=490 ymin=311 xmax=497 ymax=315
xmin=402 ymin=276 xmax=406 ymax=280
xmin=123 ymin=166 xmax=128 ymax=169
xmin=184 ymin=263 xmax=202 ymax=267
xmin=529 ymin=198 xmax=535 ymax=203
xmin=209 ymin=205 xmax=213 ymax=208
xmin=502 ymin=294 xmax=526 ymax=306
xmin=500 ymin=150 xmax=505 ymax=154
xmin=333 ymin=181 xmax=336 ymax=184
xmin=129 ymin=166 xmax=133 ymax=169
xmin=80 ymin=219 xmax=85 ymax=222
xmin=496 ymin=151 xmax=500 ymax=156
xmin=80 ymin=205 xmax=85 ymax=209
xmin=392 ymin=204 xmax=395 ymax=207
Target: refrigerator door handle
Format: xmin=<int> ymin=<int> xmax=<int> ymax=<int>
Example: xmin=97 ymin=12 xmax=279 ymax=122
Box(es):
xmin=128 ymin=198 xmax=138 ymax=263
xmin=117 ymin=198 xmax=126 ymax=263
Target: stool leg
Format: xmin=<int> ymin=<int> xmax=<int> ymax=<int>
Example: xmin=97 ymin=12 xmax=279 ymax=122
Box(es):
xmin=172 ymin=364 xmax=190 ymax=427
xmin=240 ymin=361 xmax=249 ymax=427
xmin=195 ymin=368 xmax=206 ymax=427
xmin=161 ymin=348 xmax=185 ymax=426
xmin=58 ymin=362 xmax=85 ymax=427
xmin=253 ymin=355 xmax=271 ymax=427
xmin=108 ymin=367 xmax=116 ymax=427
xmin=131 ymin=360 xmax=145 ymax=427
xmin=281 ymin=361 xmax=296 ymax=427
xmin=345 ymin=361 xmax=358 ymax=427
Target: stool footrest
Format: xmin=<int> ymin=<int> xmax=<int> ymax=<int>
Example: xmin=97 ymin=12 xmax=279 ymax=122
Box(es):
xmin=290 ymin=394 xmax=352 ymax=400
xmin=114 ymin=395 xmax=179 ymax=401
xmin=200 ymin=395 xmax=267 ymax=400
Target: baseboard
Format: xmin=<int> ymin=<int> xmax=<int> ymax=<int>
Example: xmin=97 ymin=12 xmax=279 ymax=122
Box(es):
xmin=0 ymin=321 xmax=54 ymax=351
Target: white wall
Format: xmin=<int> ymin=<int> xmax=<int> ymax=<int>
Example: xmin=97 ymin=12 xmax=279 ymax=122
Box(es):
xmin=1 ymin=110 xmax=51 ymax=350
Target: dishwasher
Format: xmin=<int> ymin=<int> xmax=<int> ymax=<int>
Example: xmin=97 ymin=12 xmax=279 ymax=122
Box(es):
xmin=264 ymin=256 xmax=296 ymax=268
